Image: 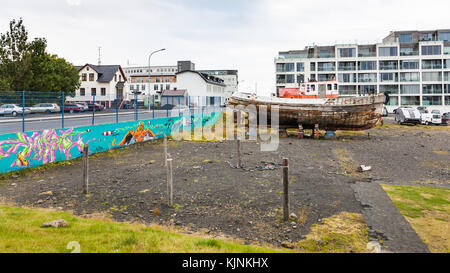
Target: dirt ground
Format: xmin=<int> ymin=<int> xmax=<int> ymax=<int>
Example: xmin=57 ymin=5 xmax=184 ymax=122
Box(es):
xmin=0 ymin=119 xmax=448 ymax=247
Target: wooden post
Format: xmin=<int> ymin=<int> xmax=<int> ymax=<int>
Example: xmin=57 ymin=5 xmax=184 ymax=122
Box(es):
xmin=167 ymin=158 xmax=173 ymax=206
xmin=298 ymin=124 xmax=304 ymax=139
xmin=164 ymin=134 xmax=168 ymax=167
xmin=83 ymin=144 xmax=89 ymax=194
xmin=237 ymin=139 xmax=241 ymax=168
xmin=282 ymin=158 xmax=289 ymax=221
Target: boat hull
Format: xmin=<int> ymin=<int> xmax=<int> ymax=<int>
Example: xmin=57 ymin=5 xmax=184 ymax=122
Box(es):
xmin=228 ymin=93 xmax=385 ymax=131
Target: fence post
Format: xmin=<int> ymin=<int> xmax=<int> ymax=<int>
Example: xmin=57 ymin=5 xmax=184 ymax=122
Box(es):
xmin=167 ymin=158 xmax=173 ymax=206
xmin=116 ymin=90 xmax=119 ymax=123
xmin=62 ymin=92 xmax=65 ymax=129
xmin=178 ymin=96 xmax=181 ymax=117
xmin=22 ymin=90 xmax=25 ymax=133
xmin=135 ymin=92 xmax=138 ymax=121
xmin=237 ymin=139 xmax=241 ymax=168
xmin=83 ymin=144 xmax=89 ymax=194
xmin=166 ymin=96 xmax=169 ymax=118
xmin=164 ymin=134 xmax=168 ymax=167
xmin=92 ymin=94 xmax=95 ymax=125
xmin=152 ymin=95 xmax=155 ymax=119
xmin=282 ymin=158 xmax=289 ymax=221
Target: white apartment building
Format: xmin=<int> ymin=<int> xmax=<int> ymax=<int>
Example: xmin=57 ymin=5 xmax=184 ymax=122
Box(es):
xmin=68 ymin=64 xmax=127 ymax=108
xmin=275 ymin=29 xmax=450 ymax=112
xmin=197 ymin=70 xmax=239 ymax=98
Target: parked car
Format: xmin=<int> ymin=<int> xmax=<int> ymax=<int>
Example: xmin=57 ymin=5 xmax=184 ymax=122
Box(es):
xmin=416 ymin=106 xmax=429 ymax=114
xmin=382 ymin=107 xmax=388 ymax=117
xmin=0 ymin=104 xmax=31 ymax=116
xmin=30 ymin=103 xmax=60 ymax=113
xmin=393 ymin=106 xmax=410 ymax=114
xmin=431 ymin=114 xmax=442 ymax=125
xmin=431 ymin=109 xmax=440 ymax=115
xmin=442 ymin=112 xmax=450 ymax=125
xmin=395 ymin=107 xmax=421 ymax=125
xmin=75 ymin=102 xmax=89 ymax=111
xmin=64 ymin=104 xmax=84 ymax=113
xmin=420 ymin=112 xmax=433 ymax=125
xmin=88 ymin=103 xmax=105 ymax=111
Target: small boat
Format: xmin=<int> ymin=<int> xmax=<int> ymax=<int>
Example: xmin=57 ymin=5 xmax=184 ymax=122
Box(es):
xmin=228 ymin=80 xmax=385 ymax=131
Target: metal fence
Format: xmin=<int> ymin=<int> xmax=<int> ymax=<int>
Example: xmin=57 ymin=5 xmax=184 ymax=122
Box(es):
xmin=0 ymin=91 xmax=225 ymax=134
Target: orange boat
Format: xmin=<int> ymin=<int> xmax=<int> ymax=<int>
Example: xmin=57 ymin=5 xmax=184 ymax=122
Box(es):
xmin=278 ymin=80 xmax=339 ymax=99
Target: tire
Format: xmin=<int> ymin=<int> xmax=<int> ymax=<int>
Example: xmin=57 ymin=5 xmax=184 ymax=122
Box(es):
xmin=12 ymin=111 xmax=17 ymax=117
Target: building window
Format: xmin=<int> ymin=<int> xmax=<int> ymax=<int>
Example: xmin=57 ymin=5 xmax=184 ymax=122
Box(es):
xmin=338 ymin=85 xmax=357 ymax=95
xmin=439 ymin=32 xmax=450 ymax=42
xmin=114 ymin=74 xmax=117 ymax=81
xmin=399 ymin=34 xmax=412 ymax=43
xmin=358 ymin=61 xmax=376 ymax=70
xmin=379 ymin=85 xmax=399 ymax=94
xmin=400 ymin=72 xmax=420 ymax=82
xmin=400 ymin=47 xmax=417 ymax=56
xmin=317 ymin=62 xmax=335 ymax=71
xmin=445 ymin=72 xmax=450 ymax=82
xmin=378 ymin=47 xmax=398 ymax=57
xmin=380 ymin=73 xmax=397 ymax=82
xmin=338 ymin=62 xmax=356 ymax=71
xmin=445 ymin=84 xmax=450 ymax=93
xmin=358 ymin=73 xmax=377 ymax=83
xmin=387 ymin=96 xmax=399 ymax=106
xmin=422 ymin=72 xmax=442 ymax=82
xmin=401 ymin=96 xmax=420 ymax=106
xmin=338 ymin=48 xmax=356 ymax=58
xmin=422 ymin=96 xmax=442 ymax=106
xmin=379 ymin=60 xmax=398 ymax=70
xmin=318 ymin=74 xmax=335 ymax=81
xmin=286 ymin=74 xmax=295 ymax=83
xmin=81 ymin=73 xmax=87 ymax=81
xmin=285 ymin=63 xmax=294 ymax=72
xmin=422 ymin=59 xmax=442 ymax=69
xmin=310 ymin=63 xmax=316 ymax=72
xmin=400 ymin=85 xmax=420 ymax=94
xmin=130 ymin=85 xmax=134 ymax=91
xmin=80 ymin=88 xmax=85 ymax=96
xmin=296 ymin=63 xmax=304 ymax=72
xmin=400 ymin=60 xmax=419 ymax=70
xmin=276 ymin=75 xmax=286 ymax=84
xmin=420 ymin=33 xmax=434 ymax=41
xmin=154 ymin=85 xmax=158 ymax=91
xmin=166 ymin=84 xmax=170 ymax=90
xmin=446 ymin=96 xmax=450 ymax=105
xmin=89 ymin=73 xmax=95 ymax=81
xmin=91 ymin=88 xmax=96 ymax=96
xmin=422 ymin=45 xmax=441 ymax=55
xmin=359 ymin=85 xmax=377 ymax=95
xmin=422 ymin=84 xmax=442 ymax=94
xmin=338 ymin=73 xmax=357 ymax=83
xmin=296 ymin=74 xmax=305 ymax=84
xmin=101 ymin=88 xmax=106 ymax=96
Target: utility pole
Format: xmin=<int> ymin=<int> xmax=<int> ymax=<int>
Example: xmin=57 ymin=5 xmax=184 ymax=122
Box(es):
xmin=97 ymin=46 xmax=102 ymax=65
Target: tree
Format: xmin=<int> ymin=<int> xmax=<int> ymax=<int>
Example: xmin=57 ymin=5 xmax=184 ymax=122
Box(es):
xmin=0 ymin=18 xmax=80 ymax=96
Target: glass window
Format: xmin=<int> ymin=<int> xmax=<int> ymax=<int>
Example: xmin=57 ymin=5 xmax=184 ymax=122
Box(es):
xmin=101 ymin=88 xmax=106 ymax=96
xmin=423 ymin=84 xmax=442 ymax=94
xmin=286 ymin=74 xmax=295 ymax=83
xmin=359 ymin=85 xmax=377 ymax=95
xmin=400 ymin=85 xmax=420 ymax=94
xmin=338 ymin=48 xmax=356 ymax=58
xmin=445 ymin=84 xmax=450 ymax=93
xmin=318 ymin=74 xmax=336 ymax=81
xmin=387 ymin=96 xmax=399 ymax=106
xmin=400 ymin=60 xmax=419 ymax=70
xmin=379 ymin=85 xmax=399 ymax=94
xmin=80 ymin=88 xmax=85 ymax=96
xmin=378 ymin=47 xmax=398 ymax=57
xmin=421 ymin=45 xmax=441 ymax=55
xmin=310 ymin=74 xmax=316 ymax=81
xmin=400 ymin=34 xmax=413 ymax=43
xmin=420 ymin=33 xmax=434 ymax=41
xmin=379 ymin=60 xmax=398 ymax=70
xmin=422 ymin=96 xmax=442 ymax=106
xmin=445 ymin=72 xmax=450 ymax=82
xmin=400 ymin=72 xmax=420 ymax=82
xmin=439 ymin=32 xmax=450 ymax=42
xmin=445 ymin=47 xmax=450 ymax=55
xmin=91 ymin=88 xmax=96 ymax=96
xmin=338 ymin=73 xmax=357 ymax=83
xmin=318 ymin=50 xmax=333 ymax=58
xmin=358 ymin=47 xmax=376 ymax=57
xmin=445 ymin=96 xmax=450 ymax=105
xmin=276 ymin=63 xmax=285 ymax=72
xmin=358 ymin=73 xmax=377 ymax=83
xmin=358 ymin=61 xmax=377 ymax=70
xmin=401 ymin=96 xmax=420 ymax=106
xmin=444 ymin=59 xmax=450 ymax=69
xmin=422 ymin=59 xmax=442 ymax=69
xmin=297 ymin=74 xmax=305 ymax=83
xmin=400 ymin=47 xmax=417 ymax=56
xmin=89 ymin=73 xmax=95 ymax=81
xmin=310 ymin=63 xmax=316 ymax=72
xmin=338 ymin=62 xmax=356 ymax=71
xmin=317 ymin=62 xmax=335 ymax=71
xmin=338 ymin=85 xmax=357 ymax=95
xmin=380 ymin=73 xmax=397 ymax=82
xmin=276 ymin=75 xmax=286 ymax=84
xmin=285 ymin=63 xmax=295 ymax=72
xmin=296 ymin=63 xmax=304 ymax=72
xmin=422 ymin=72 xmax=442 ymax=81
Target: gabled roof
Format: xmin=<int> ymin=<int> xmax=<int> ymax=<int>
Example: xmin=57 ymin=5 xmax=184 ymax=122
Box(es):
xmin=176 ymin=70 xmax=226 ymax=87
xmin=77 ymin=64 xmax=127 ymax=83
xmin=161 ymin=89 xmax=187 ymax=97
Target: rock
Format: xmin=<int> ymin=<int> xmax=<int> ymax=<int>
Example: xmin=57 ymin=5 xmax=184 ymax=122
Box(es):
xmin=286 ymin=229 xmax=291 ymax=233
xmin=11 ymin=183 xmax=17 ymax=187
xmin=39 ymin=191 xmax=53 ymax=196
xmin=281 ymin=241 xmax=296 ymax=249
xmin=41 ymin=219 xmax=67 ymax=228
xmin=358 ymin=165 xmax=372 ymax=172
xmin=290 ymin=221 xmax=296 ymax=226
xmin=236 ymin=228 xmax=240 ymax=232
xmin=36 ymin=199 xmax=44 ymax=204
xmin=11 ymin=175 xmax=18 ymax=179
xmin=289 ymin=213 xmax=297 ymax=220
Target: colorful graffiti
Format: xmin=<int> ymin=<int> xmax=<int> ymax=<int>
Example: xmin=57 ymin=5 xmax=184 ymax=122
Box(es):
xmin=0 ymin=128 xmax=93 ymax=168
xmin=0 ymin=112 xmax=221 ymax=174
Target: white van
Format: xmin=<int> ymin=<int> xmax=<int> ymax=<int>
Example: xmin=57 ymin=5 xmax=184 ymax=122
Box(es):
xmin=431 ymin=114 xmax=442 ymax=125
xmin=395 ymin=107 xmax=421 ymax=125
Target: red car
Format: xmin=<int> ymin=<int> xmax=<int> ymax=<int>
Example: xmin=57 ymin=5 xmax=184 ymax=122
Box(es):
xmin=442 ymin=112 xmax=450 ymax=125
xmin=88 ymin=103 xmax=105 ymax=111
xmin=64 ymin=104 xmax=84 ymax=113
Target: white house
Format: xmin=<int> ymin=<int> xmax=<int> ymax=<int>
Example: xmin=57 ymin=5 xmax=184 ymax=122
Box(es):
xmin=175 ymin=70 xmax=227 ymax=106
xmin=67 ymin=64 xmax=127 ymax=108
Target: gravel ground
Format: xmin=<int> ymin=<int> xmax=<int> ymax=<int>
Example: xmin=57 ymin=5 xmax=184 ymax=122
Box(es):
xmin=0 ymin=119 xmax=448 ymax=248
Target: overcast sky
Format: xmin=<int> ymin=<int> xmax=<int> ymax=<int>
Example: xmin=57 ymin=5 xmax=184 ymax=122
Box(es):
xmin=1 ymin=0 xmax=450 ymax=95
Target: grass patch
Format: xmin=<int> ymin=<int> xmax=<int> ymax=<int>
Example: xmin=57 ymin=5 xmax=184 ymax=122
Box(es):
xmin=0 ymin=206 xmax=288 ymax=253
xmin=0 ymin=160 xmax=78 ymax=182
xmin=382 ymin=184 xmax=450 ymax=253
xmin=295 ymin=212 xmax=369 ymax=253
xmin=332 ymin=149 xmax=366 ymax=178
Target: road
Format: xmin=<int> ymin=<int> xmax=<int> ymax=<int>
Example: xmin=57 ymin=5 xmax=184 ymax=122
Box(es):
xmin=0 ymin=107 xmax=221 ymax=135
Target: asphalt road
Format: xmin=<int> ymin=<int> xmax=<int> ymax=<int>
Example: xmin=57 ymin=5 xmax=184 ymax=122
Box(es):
xmin=0 ymin=107 xmax=220 ymax=135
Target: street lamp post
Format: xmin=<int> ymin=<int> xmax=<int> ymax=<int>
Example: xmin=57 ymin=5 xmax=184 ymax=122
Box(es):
xmin=148 ymin=48 xmax=166 ymax=111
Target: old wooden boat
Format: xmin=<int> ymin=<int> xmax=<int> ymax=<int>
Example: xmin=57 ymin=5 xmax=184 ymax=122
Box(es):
xmin=228 ymin=81 xmax=385 ymax=131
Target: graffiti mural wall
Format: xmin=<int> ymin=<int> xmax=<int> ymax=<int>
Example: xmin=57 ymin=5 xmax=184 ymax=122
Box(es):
xmin=0 ymin=112 xmax=220 ymax=174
